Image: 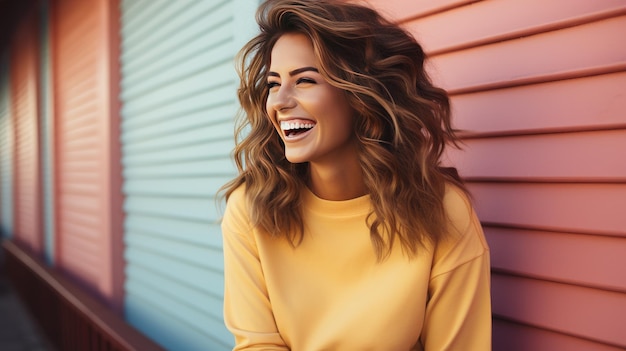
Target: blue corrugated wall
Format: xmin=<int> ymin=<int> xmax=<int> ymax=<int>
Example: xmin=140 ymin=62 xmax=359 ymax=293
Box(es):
xmin=119 ymin=0 xmax=259 ymax=349
xmin=0 ymin=52 xmax=13 ymax=239
xmin=39 ymin=0 xmax=55 ymax=265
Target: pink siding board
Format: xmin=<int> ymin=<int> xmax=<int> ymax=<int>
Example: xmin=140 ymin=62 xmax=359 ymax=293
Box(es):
xmin=487 ymin=227 xmax=626 ymax=292
xmin=404 ymin=0 xmax=626 ymax=54
xmin=492 ymin=273 xmax=626 ymax=348
xmin=429 ymin=15 xmax=626 ymax=94
xmin=446 ymin=129 xmax=626 ymax=181
xmin=52 ymin=0 xmax=124 ymax=311
xmin=364 ymin=0 xmax=477 ymax=23
xmin=494 ymin=319 xmax=626 ymax=351
xmin=469 ymin=183 xmax=626 ymax=237
xmin=10 ymin=9 xmax=43 ymax=254
xmin=368 ymin=0 xmax=626 ymax=349
xmin=451 ymin=72 xmax=626 ymax=135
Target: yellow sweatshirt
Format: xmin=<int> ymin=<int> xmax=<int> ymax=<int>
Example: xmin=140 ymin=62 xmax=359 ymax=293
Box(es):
xmin=222 ymin=185 xmax=491 ymax=351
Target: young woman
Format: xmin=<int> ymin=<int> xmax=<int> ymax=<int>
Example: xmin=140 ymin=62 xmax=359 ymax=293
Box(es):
xmin=220 ymin=0 xmax=491 ymax=350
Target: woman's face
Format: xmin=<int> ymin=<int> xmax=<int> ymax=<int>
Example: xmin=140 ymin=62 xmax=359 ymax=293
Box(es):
xmin=266 ymin=33 xmax=356 ymax=166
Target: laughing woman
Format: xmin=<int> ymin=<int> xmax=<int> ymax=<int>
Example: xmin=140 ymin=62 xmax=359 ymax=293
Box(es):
xmin=220 ymin=0 xmax=491 ymax=350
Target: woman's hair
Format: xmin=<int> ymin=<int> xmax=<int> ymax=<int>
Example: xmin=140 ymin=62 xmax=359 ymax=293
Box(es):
xmin=221 ymin=0 xmax=467 ymax=259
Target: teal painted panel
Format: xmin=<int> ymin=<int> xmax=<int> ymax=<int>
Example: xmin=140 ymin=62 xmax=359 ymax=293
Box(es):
xmin=123 ymin=120 xmax=236 ymax=155
xmin=121 ymin=104 xmax=238 ymax=144
xmin=123 ymin=176 xmax=234 ymax=197
xmin=121 ymin=2 xmax=232 ymax=78
xmin=124 ymin=215 xmax=223 ymax=248
xmin=123 ymin=197 xmax=224 ymax=223
xmin=120 ymin=0 xmax=258 ymax=349
xmin=120 ymin=86 xmax=237 ymax=131
xmin=0 ymin=52 xmax=13 ymax=238
xmin=39 ymin=0 xmax=55 ymax=264
xmin=125 ymin=293 xmax=231 ymax=351
xmin=123 ymin=158 xmax=236 ymax=178
xmin=122 ymin=139 xmax=236 ymax=165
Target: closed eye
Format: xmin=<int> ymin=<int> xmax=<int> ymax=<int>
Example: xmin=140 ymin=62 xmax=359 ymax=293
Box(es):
xmin=267 ymin=81 xmax=280 ymax=89
xmin=297 ymin=77 xmax=316 ymax=85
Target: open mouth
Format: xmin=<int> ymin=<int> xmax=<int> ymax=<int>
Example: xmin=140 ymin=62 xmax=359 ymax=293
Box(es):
xmin=281 ymin=121 xmax=315 ymax=138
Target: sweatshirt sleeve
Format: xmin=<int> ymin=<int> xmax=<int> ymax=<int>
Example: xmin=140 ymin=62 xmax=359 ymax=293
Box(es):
xmin=420 ymin=187 xmax=492 ymax=351
xmin=221 ymin=187 xmax=289 ymax=351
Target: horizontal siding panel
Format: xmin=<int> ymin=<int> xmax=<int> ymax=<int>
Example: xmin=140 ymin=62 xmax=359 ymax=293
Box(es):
xmin=125 ymin=247 xmax=223 ymax=299
xmin=60 ymin=221 xmax=101 ymax=241
xmin=494 ymin=318 xmax=626 ymax=351
xmin=124 ymin=214 xmax=222 ymax=248
xmin=61 ymin=121 xmax=98 ymax=140
xmin=57 ymin=106 xmax=96 ymax=129
xmin=366 ymin=0 xmax=475 ymax=22
xmin=120 ymin=0 xmax=171 ymax=41
xmin=123 ymin=176 xmax=232 ymax=197
xmin=61 ymin=253 xmax=100 ymax=279
xmin=492 ymin=273 xmax=626 ymax=348
xmin=451 ymin=72 xmax=626 ymax=134
xmin=121 ymin=85 xmax=236 ymax=129
xmin=469 ymin=183 xmax=626 ymax=236
xmin=59 ymin=159 xmax=99 ymax=173
xmin=121 ymin=62 xmax=235 ymax=118
xmin=124 ymin=196 xmax=222 ymax=222
xmin=430 ymin=15 xmax=626 ymax=93
xmin=486 ymin=227 xmax=626 ymax=292
xmin=121 ymin=1 xmax=228 ymax=64
xmin=125 ymin=292 xmax=230 ymax=350
xmin=126 ymin=265 xmax=224 ymax=323
xmin=122 ymin=139 xmax=235 ymax=165
xmin=447 ymin=129 xmax=626 ymax=181
xmin=124 ymin=158 xmax=235 ymax=178
xmin=123 ymin=120 xmax=235 ymax=154
xmin=122 ymin=37 xmax=233 ymax=102
xmin=58 ymin=193 xmax=100 ymax=211
xmin=122 ymin=2 xmax=232 ymax=81
xmin=58 ymin=209 xmax=100 ymax=227
xmin=58 ymin=181 xmax=100 ymax=195
xmin=122 ymin=26 xmax=234 ymax=99
xmin=121 ymin=104 xmax=237 ymax=143
xmin=121 ymin=2 xmax=192 ymax=54
xmin=126 ymin=231 xmax=223 ymax=272
xmin=406 ymin=0 xmax=626 ymax=54
xmin=60 ymin=135 xmax=99 ymax=150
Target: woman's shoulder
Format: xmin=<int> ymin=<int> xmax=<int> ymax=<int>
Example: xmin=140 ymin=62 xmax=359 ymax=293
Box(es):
xmin=226 ymin=183 xmax=247 ymax=205
xmin=442 ymin=183 xmax=474 ymax=232
xmin=222 ymin=183 xmax=252 ymax=231
xmin=431 ymin=183 xmax=489 ymax=276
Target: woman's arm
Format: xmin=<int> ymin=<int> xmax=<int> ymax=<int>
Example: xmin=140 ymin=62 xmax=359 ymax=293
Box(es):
xmin=420 ymin=187 xmax=492 ymax=350
xmin=421 ymin=252 xmax=492 ymax=350
xmin=222 ymin=188 xmax=290 ymax=351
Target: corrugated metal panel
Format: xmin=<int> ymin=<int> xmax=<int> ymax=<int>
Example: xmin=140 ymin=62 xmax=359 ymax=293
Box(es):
xmin=52 ymin=0 xmax=124 ymax=308
xmin=39 ymin=0 xmax=55 ymax=264
xmin=119 ymin=0 xmax=258 ymax=349
xmin=10 ymin=9 xmax=43 ymax=253
xmin=368 ymin=0 xmax=626 ymax=349
xmin=0 ymin=52 xmax=13 ymax=238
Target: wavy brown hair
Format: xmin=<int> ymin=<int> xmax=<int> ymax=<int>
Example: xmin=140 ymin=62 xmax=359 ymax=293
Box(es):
xmin=221 ymin=0 xmax=467 ymax=259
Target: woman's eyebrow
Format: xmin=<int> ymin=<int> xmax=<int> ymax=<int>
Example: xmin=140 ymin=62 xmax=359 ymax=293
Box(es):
xmin=267 ymin=66 xmax=319 ymax=77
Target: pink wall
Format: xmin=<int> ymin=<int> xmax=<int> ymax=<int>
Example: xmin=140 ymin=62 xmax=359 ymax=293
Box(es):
xmin=51 ymin=0 xmax=124 ymax=311
xmin=10 ymin=7 xmax=43 ymax=255
xmin=366 ymin=0 xmax=626 ymax=349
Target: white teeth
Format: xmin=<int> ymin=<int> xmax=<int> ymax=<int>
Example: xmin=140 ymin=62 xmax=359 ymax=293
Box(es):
xmin=281 ymin=121 xmax=315 ymax=130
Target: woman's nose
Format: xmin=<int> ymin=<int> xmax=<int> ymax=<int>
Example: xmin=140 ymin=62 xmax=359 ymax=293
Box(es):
xmin=270 ymin=86 xmax=295 ymax=112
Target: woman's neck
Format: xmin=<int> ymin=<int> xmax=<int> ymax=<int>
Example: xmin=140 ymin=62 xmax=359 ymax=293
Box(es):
xmin=307 ymin=159 xmax=367 ymax=201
